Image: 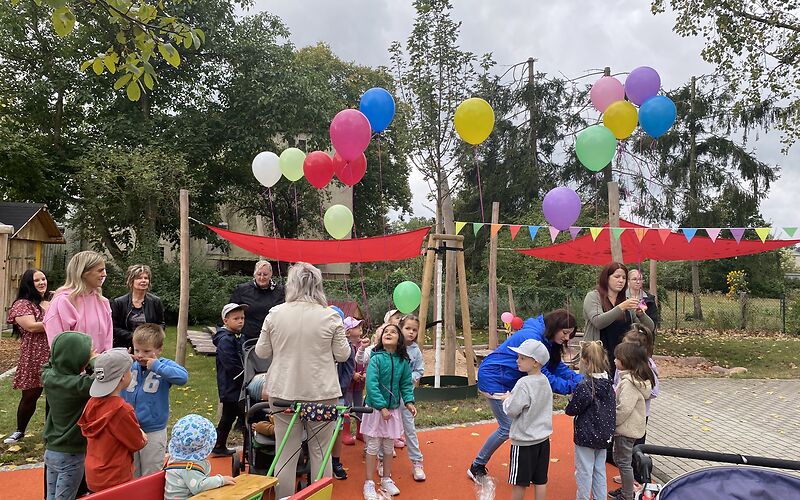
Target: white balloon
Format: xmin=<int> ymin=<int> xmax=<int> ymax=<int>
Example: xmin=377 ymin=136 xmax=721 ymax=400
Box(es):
xmin=251 ymin=151 xmax=282 ymax=187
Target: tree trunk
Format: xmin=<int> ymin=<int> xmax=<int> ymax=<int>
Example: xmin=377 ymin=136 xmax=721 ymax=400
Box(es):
xmin=691 ymin=260 xmax=703 ymax=320
xmin=688 ymin=76 xmax=703 ymax=320
xmin=440 ymin=175 xmax=457 ymax=375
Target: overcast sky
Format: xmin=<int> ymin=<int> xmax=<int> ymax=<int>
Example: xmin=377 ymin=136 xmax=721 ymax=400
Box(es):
xmin=250 ymin=0 xmax=798 ymax=228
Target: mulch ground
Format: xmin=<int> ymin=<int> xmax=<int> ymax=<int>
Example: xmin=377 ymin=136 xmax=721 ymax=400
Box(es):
xmin=0 ymin=337 xmax=20 ymax=373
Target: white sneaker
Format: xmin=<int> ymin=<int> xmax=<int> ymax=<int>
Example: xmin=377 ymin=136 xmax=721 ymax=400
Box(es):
xmin=381 ymin=477 xmax=400 ymax=496
xmin=412 ymin=460 xmax=426 ymax=481
xmin=3 ymin=431 xmax=23 ymax=444
xmin=363 ymin=480 xmax=378 ymax=500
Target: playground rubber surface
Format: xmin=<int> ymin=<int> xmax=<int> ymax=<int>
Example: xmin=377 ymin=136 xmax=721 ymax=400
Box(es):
xmin=0 ymin=414 xmax=619 ymax=499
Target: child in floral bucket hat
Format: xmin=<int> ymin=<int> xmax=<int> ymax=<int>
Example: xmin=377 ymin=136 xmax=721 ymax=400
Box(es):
xmin=164 ymin=414 xmax=235 ymax=499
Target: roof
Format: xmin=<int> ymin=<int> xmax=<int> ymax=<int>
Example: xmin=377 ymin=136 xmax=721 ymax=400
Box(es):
xmin=0 ymin=202 xmax=64 ymax=241
xmin=329 ymin=300 xmax=364 ymax=320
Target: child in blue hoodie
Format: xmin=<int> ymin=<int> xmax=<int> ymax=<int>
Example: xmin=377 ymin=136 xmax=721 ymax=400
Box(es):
xmin=124 ymin=323 xmax=188 ymax=477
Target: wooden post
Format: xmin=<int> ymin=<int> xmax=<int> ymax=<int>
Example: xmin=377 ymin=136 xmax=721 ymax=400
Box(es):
xmin=488 ymin=202 xmax=500 ymax=349
xmin=608 ymin=181 xmax=623 ymax=263
xmin=0 ymin=224 xmax=12 ymax=339
xmin=176 ymin=189 xmax=190 ymax=367
xmin=418 ymin=234 xmax=436 ymax=345
xmin=456 ymin=240 xmax=477 ymax=385
xmin=507 ymin=285 xmax=516 ymax=317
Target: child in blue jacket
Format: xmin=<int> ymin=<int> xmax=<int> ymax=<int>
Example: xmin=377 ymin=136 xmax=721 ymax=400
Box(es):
xmin=124 ymin=323 xmax=188 ymax=477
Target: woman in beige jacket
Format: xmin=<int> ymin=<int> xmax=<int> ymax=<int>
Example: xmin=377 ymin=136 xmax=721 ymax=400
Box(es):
xmin=256 ymin=262 xmax=351 ymax=498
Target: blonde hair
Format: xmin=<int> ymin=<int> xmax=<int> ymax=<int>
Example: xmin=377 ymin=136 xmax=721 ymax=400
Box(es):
xmin=284 ymin=262 xmax=327 ymax=307
xmin=133 ymin=323 xmax=165 ymax=349
xmin=125 ymin=264 xmax=152 ymax=291
xmin=253 ymin=260 xmax=272 ymax=278
xmin=579 ymin=341 xmax=609 ymax=375
xmin=59 ymin=250 xmax=105 ymax=299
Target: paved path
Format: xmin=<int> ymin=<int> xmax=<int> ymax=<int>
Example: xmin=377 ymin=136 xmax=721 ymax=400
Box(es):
xmin=647 ymin=378 xmax=800 ymax=481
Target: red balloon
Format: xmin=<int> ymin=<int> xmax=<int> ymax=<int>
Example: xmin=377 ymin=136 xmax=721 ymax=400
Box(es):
xmin=510 ymin=316 xmax=524 ymax=331
xmin=333 ymin=152 xmax=367 ymax=186
xmin=303 ymin=151 xmax=335 ymax=189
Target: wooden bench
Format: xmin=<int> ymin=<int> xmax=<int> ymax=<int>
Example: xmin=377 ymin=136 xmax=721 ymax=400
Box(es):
xmin=190 ymin=474 xmax=277 ymax=500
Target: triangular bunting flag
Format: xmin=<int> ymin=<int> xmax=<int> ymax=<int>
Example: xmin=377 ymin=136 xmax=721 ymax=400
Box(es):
xmin=569 ymin=227 xmax=581 ymax=240
xmin=633 ymin=228 xmax=648 ymax=242
xmin=509 ymin=224 xmax=522 ymax=240
xmin=682 ymin=228 xmax=697 ymax=243
xmin=589 ymin=227 xmax=603 ymax=241
xmin=730 ymin=228 xmax=745 ymax=244
xmin=473 ymin=223 xmax=484 ymax=236
xmin=548 ymin=226 xmax=560 ymax=242
xmin=755 ymin=227 xmax=771 ymax=243
xmin=455 ymin=221 xmax=466 ymax=235
xmin=706 ymin=228 xmax=721 ymax=242
xmin=610 ymin=227 xmax=625 ymax=241
xmin=783 ymin=227 xmax=797 ymax=238
xmin=657 ymin=228 xmax=671 ymax=244
xmin=490 ymin=224 xmax=503 ymax=237
xmin=528 ymin=225 xmax=540 ymax=241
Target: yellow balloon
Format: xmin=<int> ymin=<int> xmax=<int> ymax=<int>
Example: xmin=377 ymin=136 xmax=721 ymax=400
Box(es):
xmin=454 ymin=97 xmax=495 ymax=145
xmin=603 ymin=100 xmax=638 ymax=139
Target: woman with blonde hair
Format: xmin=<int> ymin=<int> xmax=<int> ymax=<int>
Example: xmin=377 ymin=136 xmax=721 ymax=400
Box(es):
xmin=43 ymin=250 xmax=113 ymax=352
xmin=256 ymin=262 xmax=350 ymax=498
xmin=111 ymin=264 xmax=165 ymax=349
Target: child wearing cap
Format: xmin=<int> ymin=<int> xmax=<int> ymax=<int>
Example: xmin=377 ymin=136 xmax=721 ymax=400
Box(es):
xmin=499 ymin=339 xmax=553 ymax=500
xmin=123 ymin=323 xmax=189 ymax=477
xmin=211 ymin=303 xmax=248 ymax=456
xmin=78 ymin=348 xmax=147 ymax=492
xmin=164 ymin=414 xmax=235 ymax=499
xmin=342 ymin=316 xmax=366 ymax=445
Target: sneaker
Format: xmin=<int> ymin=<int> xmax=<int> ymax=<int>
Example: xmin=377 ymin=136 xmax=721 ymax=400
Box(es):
xmin=467 ymin=462 xmax=488 ymax=483
xmin=210 ymin=446 xmax=235 ymax=457
xmin=3 ymin=431 xmax=23 ymax=444
xmin=393 ymin=438 xmax=405 ymax=448
xmin=332 ymin=462 xmax=348 ymax=480
xmin=613 ymin=475 xmax=622 ymax=484
xmin=377 ymin=459 xmax=383 ymax=477
xmin=380 ymin=477 xmax=400 ymax=496
xmin=412 ymin=461 xmax=426 ymax=481
xmin=608 ymin=487 xmax=622 ymax=499
xmin=363 ymin=480 xmax=378 ymax=500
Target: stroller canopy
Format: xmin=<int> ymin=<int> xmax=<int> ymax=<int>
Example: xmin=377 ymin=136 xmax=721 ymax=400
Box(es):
xmin=659 ymin=466 xmax=800 ymax=499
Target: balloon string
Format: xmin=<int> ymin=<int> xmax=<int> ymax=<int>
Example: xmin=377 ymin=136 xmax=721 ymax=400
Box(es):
xmin=267 ymin=187 xmax=282 ymax=280
xmin=473 ymin=146 xmax=485 ymax=222
xmin=293 ymin=184 xmax=299 ymax=221
xmin=350 ymin=217 xmax=372 ymax=328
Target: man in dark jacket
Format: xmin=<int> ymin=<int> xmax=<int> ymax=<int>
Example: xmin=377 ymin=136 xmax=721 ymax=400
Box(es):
xmin=211 ymin=303 xmax=248 ymax=456
xmin=229 ymin=261 xmax=285 ymax=341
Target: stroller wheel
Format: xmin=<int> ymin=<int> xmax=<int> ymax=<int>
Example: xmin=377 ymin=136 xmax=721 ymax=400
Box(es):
xmin=232 ymin=453 xmax=241 ymax=477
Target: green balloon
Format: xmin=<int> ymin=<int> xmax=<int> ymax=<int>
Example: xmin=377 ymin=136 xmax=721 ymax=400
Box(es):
xmin=279 ymin=147 xmax=306 ymax=182
xmin=575 ymin=125 xmax=617 ymax=172
xmin=323 ymin=204 xmax=353 ymax=240
xmin=393 ymin=281 xmax=422 ymax=314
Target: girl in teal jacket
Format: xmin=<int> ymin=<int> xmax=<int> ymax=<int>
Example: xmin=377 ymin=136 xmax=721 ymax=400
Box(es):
xmin=361 ymin=324 xmax=416 ymax=499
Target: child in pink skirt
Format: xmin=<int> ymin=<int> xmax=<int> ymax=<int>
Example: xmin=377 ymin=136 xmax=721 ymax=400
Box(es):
xmin=361 ymin=324 xmax=416 ymax=499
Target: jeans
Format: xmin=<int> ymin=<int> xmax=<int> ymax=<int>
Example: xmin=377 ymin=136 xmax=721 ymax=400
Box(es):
xmin=613 ymin=436 xmax=636 ymax=500
xmin=474 ymin=397 xmax=512 ymax=466
xmin=44 ymin=450 xmax=85 ymax=500
xmin=574 ymin=446 xmax=607 ymax=500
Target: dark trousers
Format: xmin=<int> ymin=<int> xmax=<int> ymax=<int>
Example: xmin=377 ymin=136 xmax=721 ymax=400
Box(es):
xmin=216 ymin=401 xmax=245 ymax=449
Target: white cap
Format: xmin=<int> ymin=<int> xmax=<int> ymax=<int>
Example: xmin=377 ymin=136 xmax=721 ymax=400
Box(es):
xmin=508 ymin=339 xmax=550 ymax=365
xmin=383 ymin=309 xmax=400 ymax=323
xmin=221 ymin=303 xmax=249 ymax=321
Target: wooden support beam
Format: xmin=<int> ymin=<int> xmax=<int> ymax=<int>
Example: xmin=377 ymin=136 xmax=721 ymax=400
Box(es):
xmin=488 ymin=202 xmax=500 ymax=350
xmin=608 ymin=181 xmax=623 ymax=263
xmin=456 ymin=240 xmax=477 ymax=385
xmin=418 ymin=234 xmax=436 ymax=345
xmin=507 ymin=285 xmax=516 ymax=317
xmin=176 ymin=189 xmax=190 ymax=367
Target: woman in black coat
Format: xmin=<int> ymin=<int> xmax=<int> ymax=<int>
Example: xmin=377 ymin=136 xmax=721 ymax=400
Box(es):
xmin=229 ymin=260 xmax=285 ymax=341
xmin=111 ymin=264 xmax=165 ymax=349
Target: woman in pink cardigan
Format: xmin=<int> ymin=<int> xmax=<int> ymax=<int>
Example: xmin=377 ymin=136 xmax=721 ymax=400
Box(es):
xmin=43 ymin=250 xmax=113 ymax=353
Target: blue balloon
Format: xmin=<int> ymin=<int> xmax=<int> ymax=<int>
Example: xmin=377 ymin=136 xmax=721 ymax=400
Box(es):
xmin=330 ymin=305 xmax=345 ymax=320
xmin=639 ymin=95 xmax=676 ymax=139
xmin=359 ymin=87 xmax=395 ymax=133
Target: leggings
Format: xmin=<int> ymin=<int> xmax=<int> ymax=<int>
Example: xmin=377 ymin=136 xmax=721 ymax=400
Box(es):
xmin=16 ymin=387 xmax=43 ymax=434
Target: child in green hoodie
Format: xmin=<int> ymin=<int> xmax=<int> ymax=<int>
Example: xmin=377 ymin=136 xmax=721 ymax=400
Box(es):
xmin=40 ymin=331 xmax=97 ymax=500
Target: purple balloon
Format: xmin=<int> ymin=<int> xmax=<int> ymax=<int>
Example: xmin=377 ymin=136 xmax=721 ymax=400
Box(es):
xmin=624 ymin=66 xmax=661 ymax=106
xmin=543 ymin=187 xmax=581 ymax=231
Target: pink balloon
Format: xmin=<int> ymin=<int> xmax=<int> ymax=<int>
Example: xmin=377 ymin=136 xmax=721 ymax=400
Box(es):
xmin=590 ymin=77 xmax=624 ymax=113
xmin=329 ymin=109 xmax=371 ymax=162
xmin=501 ymin=311 xmax=513 ymax=323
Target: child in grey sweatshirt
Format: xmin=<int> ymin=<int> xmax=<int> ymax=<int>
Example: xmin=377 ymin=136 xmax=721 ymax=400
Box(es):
xmin=500 ymin=339 xmax=553 ymax=500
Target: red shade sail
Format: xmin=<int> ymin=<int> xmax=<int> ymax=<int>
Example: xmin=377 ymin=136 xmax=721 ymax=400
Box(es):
xmin=206 ymin=225 xmax=430 ymax=264
xmin=516 ymin=220 xmax=799 ymax=265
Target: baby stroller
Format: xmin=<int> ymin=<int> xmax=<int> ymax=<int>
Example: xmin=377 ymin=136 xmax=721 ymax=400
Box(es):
xmin=632 ymin=444 xmax=800 ymax=499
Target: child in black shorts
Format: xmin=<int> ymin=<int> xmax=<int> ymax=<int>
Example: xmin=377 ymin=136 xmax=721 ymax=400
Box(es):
xmin=498 ymin=339 xmax=553 ymax=500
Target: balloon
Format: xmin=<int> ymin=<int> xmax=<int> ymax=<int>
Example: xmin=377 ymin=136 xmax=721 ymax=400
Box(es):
xmin=330 ymin=305 xmax=345 ymax=320
xmin=639 ymin=95 xmax=677 ymax=139
xmin=279 ymin=147 xmax=306 ymax=182
xmin=500 ymin=311 xmax=513 ymax=323
xmin=603 ymin=100 xmax=638 ymax=139
xmin=590 ymin=76 xmax=624 ymax=112
xmin=543 ymin=187 xmax=582 ymax=231
xmin=323 ymin=204 xmax=354 ymax=240
xmin=252 ymin=151 xmax=281 ymax=187
xmin=393 ymin=281 xmax=422 ymax=314
xmin=575 ymin=125 xmax=617 ymax=172
xmin=511 ymin=316 xmax=524 ymax=330
xmin=624 ymin=66 xmax=661 ymax=106
xmin=333 ymin=152 xmax=367 ymax=186
xmin=359 ymin=87 xmax=396 ymax=133
xmin=454 ymin=97 xmax=495 ymax=145
xmin=329 ymin=109 xmax=371 ymax=162
xmin=303 ymin=151 xmax=335 ymax=189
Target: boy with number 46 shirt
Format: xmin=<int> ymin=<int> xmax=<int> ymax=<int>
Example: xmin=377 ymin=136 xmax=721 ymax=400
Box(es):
xmin=124 ymin=323 xmax=188 ymax=477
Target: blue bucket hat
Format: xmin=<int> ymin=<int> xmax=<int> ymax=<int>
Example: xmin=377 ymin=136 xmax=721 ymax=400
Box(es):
xmin=168 ymin=414 xmax=217 ymax=461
